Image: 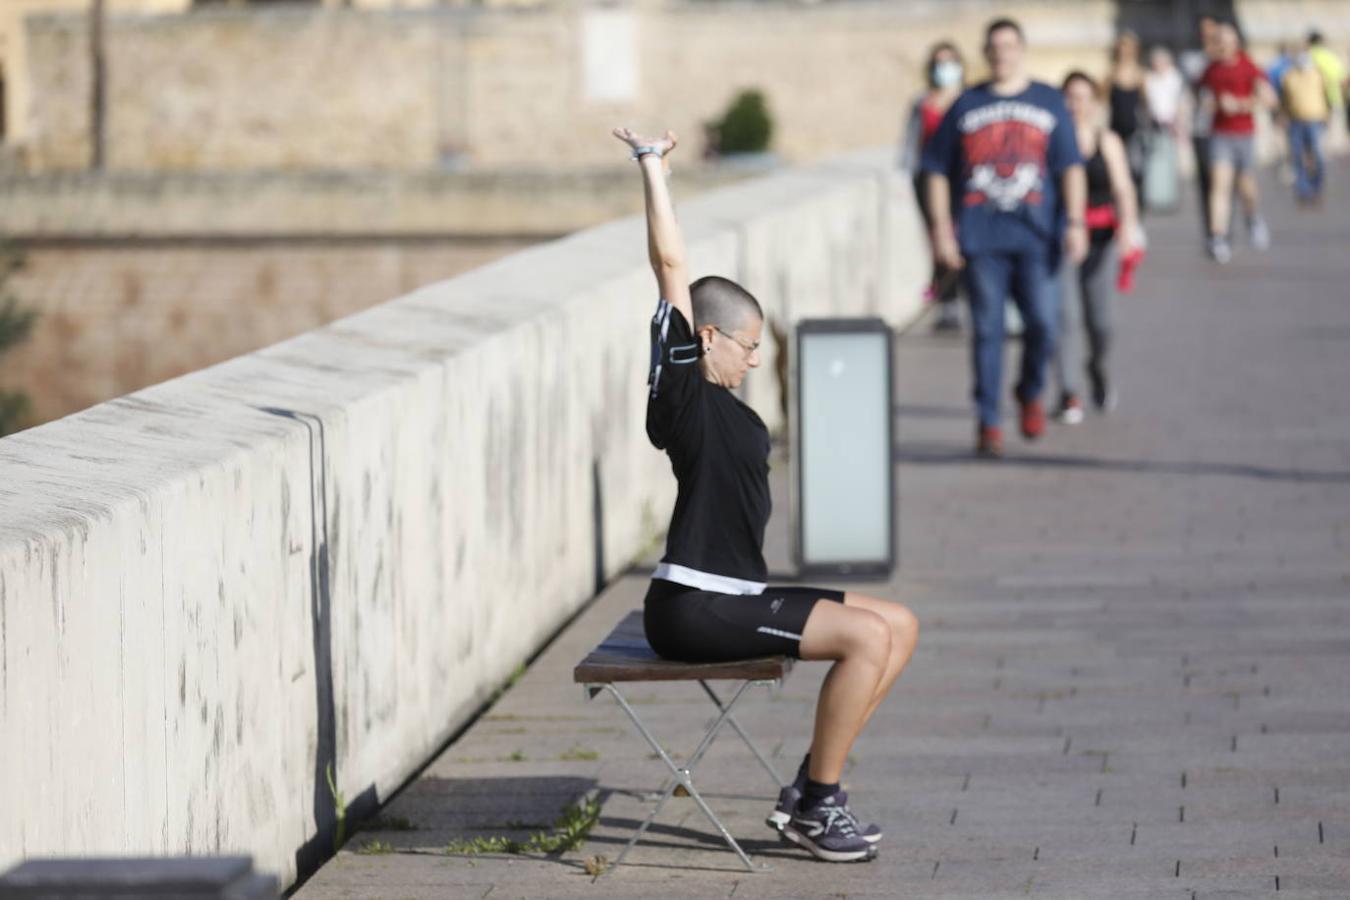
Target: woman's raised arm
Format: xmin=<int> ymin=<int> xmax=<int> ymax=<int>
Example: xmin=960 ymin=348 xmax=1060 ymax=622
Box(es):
xmin=613 ymin=127 xmax=693 ymax=325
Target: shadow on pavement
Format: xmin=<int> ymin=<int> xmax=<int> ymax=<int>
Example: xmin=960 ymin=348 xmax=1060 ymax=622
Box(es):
xmin=364 ymin=775 xmax=597 ymax=843
xmin=895 ymin=441 xmax=1350 ymax=484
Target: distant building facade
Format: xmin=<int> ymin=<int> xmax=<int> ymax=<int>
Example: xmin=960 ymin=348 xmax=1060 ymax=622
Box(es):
xmin=3 ymin=0 xmax=1347 ymax=172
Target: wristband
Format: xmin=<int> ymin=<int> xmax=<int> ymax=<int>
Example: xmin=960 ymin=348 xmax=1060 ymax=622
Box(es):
xmin=631 ymin=145 xmax=665 ymax=161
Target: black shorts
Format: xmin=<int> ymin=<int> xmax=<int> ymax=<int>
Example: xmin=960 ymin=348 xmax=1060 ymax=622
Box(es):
xmin=643 ymin=579 xmax=846 ymax=663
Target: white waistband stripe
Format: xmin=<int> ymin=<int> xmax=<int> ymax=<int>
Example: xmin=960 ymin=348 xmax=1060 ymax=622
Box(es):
xmin=652 ymin=562 xmax=766 ymax=596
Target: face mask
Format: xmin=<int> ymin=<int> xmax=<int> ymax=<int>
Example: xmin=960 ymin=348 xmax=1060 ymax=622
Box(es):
xmin=933 ymin=60 xmax=964 ymax=88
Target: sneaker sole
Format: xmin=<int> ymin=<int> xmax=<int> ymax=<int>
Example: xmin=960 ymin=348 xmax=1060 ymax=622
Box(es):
xmin=767 ymin=810 xmax=882 ymax=844
xmin=780 ymin=827 xmax=878 ymax=862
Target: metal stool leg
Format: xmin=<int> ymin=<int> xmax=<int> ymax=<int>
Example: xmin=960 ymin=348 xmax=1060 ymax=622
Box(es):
xmin=599 ymin=682 xmax=766 ymax=872
xmin=699 ymin=680 xmax=787 ymax=788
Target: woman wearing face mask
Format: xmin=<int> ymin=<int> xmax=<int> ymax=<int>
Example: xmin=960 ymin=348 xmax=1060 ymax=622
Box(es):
xmin=901 ymin=41 xmax=966 ymax=333
xmin=1053 ymin=72 xmax=1139 ymax=421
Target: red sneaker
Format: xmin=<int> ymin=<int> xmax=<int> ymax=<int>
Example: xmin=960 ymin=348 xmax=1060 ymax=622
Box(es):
xmin=976 ymin=425 xmax=1004 ymax=458
xmin=1019 ymin=397 xmax=1046 ymax=440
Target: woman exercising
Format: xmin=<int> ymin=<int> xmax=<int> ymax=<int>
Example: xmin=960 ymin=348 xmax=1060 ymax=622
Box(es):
xmin=613 ymin=126 xmax=919 ymax=863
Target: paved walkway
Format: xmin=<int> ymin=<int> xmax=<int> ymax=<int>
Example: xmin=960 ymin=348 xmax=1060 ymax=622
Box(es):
xmin=296 ymin=170 xmax=1350 ymax=899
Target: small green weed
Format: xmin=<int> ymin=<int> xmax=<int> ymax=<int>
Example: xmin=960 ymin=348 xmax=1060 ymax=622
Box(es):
xmin=355 ymin=839 xmax=395 ymax=855
xmin=559 ymin=745 xmax=599 ymax=762
xmin=445 ymin=796 xmax=601 ymax=857
xmin=325 ymin=762 xmax=346 ymax=852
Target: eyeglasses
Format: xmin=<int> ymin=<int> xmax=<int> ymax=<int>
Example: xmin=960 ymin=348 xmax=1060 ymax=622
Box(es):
xmin=713 ymin=326 xmax=761 ymax=356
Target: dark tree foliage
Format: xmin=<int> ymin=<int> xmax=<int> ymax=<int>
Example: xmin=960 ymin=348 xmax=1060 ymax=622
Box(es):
xmin=711 ymin=90 xmax=774 ymax=156
xmin=0 ymin=241 xmax=37 ymax=435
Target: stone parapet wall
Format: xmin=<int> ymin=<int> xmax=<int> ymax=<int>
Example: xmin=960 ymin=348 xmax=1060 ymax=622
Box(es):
xmin=0 ymin=147 xmax=926 ymax=889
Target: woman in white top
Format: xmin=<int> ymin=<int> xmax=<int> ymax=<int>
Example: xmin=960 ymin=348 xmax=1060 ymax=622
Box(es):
xmin=1145 ymin=46 xmax=1190 ymax=135
xmin=1141 ymin=46 xmax=1190 ymax=212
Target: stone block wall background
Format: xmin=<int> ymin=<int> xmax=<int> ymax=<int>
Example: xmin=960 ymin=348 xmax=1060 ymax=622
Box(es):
xmin=11 ymin=1 xmax=1118 ymax=172
xmin=0 ymin=238 xmax=533 ymax=422
xmin=7 ymin=1 xmax=1350 ymax=172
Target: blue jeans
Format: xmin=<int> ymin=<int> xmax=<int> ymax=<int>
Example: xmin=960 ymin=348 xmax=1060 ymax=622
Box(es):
xmin=1288 ymin=120 xmax=1325 ymax=200
xmin=963 ymin=248 xmax=1060 ymax=428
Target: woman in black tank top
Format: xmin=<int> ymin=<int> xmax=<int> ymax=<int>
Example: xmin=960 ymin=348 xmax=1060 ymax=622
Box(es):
xmin=1107 ymin=30 xmax=1149 ymax=201
xmin=611 ymin=126 xmax=920 ymax=862
xmin=1054 ymin=73 xmax=1141 ymax=419
xmin=1085 ymin=143 xmax=1116 ymax=215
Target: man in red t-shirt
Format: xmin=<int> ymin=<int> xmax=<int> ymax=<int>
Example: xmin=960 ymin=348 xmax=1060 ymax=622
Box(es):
xmin=1199 ymin=21 xmax=1277 ymax=263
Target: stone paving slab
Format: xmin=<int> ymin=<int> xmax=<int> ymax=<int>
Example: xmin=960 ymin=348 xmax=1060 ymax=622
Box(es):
xmin=296 ymin=172 xmax=1350 ymax=897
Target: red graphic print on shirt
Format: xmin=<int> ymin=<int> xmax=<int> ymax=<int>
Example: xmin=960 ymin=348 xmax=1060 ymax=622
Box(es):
xmin=957 ymin=100 xmax=1057 ymax=212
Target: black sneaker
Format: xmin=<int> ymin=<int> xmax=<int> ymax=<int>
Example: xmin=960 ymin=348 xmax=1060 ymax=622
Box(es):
xmin=1090 ymin=371 xmax=1117 ymax=412
xmin=932 ymin=304 xmax=962 ymax=334
xmin=781 ymin=791 xmax=878 ymax=862
xmin=767 ymin=785 xmax=882 ymax=844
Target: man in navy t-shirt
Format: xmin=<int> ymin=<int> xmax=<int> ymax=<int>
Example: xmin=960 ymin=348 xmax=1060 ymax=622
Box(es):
xmin=922 ymin=18 xmax=1087 ymax=458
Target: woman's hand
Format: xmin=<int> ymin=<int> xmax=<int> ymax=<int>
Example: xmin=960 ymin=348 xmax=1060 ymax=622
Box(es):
xmin=1116 ymin=225 xmax=1138 ymax=257
xmin=617 ymin=126 xmax=692 ymax=324
xmin=933 ymin=228 xmax=965 ymax=271
xmin=1065 ymin=221 xmax=1089 ymax=266
xmin=613 ymin=127 xmax=679 ymax=158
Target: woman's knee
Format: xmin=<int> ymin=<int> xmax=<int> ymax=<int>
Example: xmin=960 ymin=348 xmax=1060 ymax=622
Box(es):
xmin=846 ymin=609 xmax=892 ymax=668
xmin=848 ymin=593 xmax=919 ymax=650
xmin=891 ymin=604 xmax=920 ymax=650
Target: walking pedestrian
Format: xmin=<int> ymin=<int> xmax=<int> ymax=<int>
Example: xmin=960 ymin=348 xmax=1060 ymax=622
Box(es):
xmin=900 ymin=41 xmax=966 ymax=333
xmin=1281 ymin=45 xmax=1330 ymax=205
xmin=613 ymin=126 xmax=919 ymax=864
xmin=1053 ymin=72 xmax=1139 ymax=423
xmin=1107 ymin=30 xmax=1148 ymax=203
xmin=921 ymin=17 xmax=1087 ymax=458
xmin=1179 ymin=14 xmax=1221 ymax=238
xmin=1199 ymin=21 xmax=1276 ymax=264
xmin=1266 ymin=43 xmax=1297 ymax=187
xmin=1307 ymin=31 xmax=1346 ymax=119
xmin=1142 ymin=46 xmax=1188 ymax=212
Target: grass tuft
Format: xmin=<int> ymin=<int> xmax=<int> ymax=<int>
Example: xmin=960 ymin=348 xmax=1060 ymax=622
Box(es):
xmin=559 ymin=745 xmax=599 ymax=761
xmin=355 ymin=839 xmax=395 ymax=855
xmin=444 ymin=796 xmax=601 ymax=857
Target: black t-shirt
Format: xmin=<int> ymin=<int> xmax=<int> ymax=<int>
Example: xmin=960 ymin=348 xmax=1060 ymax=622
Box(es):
xmin=646 ymin=299 xmax=771 ymax=593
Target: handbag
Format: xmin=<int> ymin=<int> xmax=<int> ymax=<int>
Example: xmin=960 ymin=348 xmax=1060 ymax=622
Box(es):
xmin=1143 ymin=130 xmax=1180 ymax=213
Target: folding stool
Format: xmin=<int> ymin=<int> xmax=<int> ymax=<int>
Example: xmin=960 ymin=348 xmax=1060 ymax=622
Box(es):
xmin=573 ymin=610 xmax=792 ymax=871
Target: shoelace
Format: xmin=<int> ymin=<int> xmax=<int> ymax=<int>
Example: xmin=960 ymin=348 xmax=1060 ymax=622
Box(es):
xmin=837 ymin=804 xmax=866 ymax=834
xmin=820 ymin=805 xmax=858 ymax=837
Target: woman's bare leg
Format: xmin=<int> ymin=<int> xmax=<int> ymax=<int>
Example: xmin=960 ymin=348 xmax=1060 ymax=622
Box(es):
xmin=795 ymin=595 xmax=919 ymax=782
xmin=844 ymin=593 xmax=920 ymax=729
xmin=798 ymin=603 xmax=892 ymax=783
xmin=1208 ymin=161 xmax=1235 ymax=238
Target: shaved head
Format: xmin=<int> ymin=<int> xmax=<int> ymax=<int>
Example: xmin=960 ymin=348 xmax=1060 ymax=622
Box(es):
xmin=690 ymin=275 xmax=763 ymax=332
